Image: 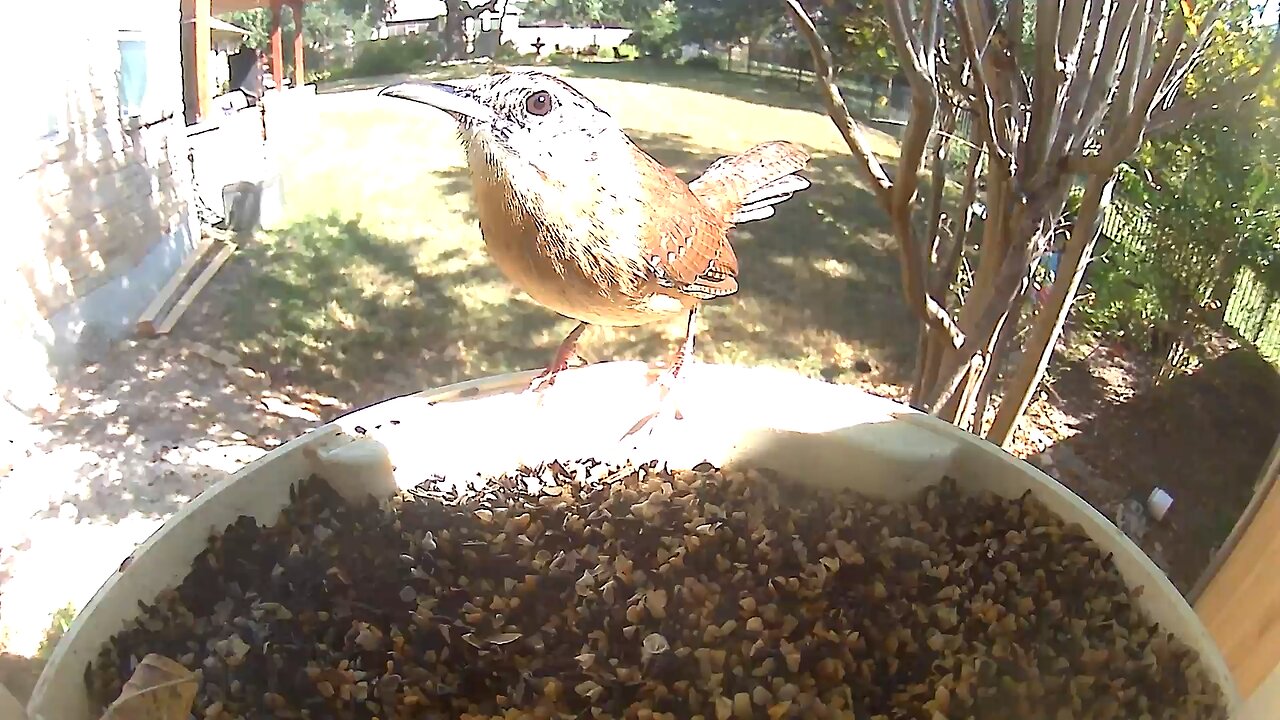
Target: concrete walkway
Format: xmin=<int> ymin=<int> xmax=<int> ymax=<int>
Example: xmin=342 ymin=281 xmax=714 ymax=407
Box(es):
xmin=0 ymin=337 xmax=327 ymax=688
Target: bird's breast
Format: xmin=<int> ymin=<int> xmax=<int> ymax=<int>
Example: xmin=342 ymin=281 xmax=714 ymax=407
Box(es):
xmin=469 ymin=167 xmax=690 ymax=327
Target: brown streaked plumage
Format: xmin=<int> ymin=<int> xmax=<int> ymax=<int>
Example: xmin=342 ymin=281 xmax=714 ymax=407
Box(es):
xmin=379 ymin=69 xmax=811 ymax=435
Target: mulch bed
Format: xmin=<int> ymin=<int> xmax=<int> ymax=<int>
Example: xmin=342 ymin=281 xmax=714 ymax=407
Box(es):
xmin=1052 ymin=348 xmax=1280 ymax=593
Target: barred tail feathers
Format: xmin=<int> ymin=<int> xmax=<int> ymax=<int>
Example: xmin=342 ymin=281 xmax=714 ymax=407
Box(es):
xmin=688 ymin=140 xmax=812 ymax=225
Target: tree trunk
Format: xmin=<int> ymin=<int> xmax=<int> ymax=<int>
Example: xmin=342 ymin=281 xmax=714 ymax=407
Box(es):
xmin=926 ymin=168 xmax=1012 ymax=419
xmin=914 ymin=125 xmax=983 ymax=406
xmin=971 ymin=284 xmax=1028 ymax=435
xmin=443 ymin=1 xmax=466 ymax=60
xmin=496 ymin=0 xmax=511 ymax=48
xmin=912 ymin=108 xmax=958 ymax=407
xmin=986 ymin=172 xmax=1116 ymax=447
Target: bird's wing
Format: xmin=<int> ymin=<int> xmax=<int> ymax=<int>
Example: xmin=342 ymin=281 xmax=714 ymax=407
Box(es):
xmin=689 ymin=141 xmax=812 ymax=225
xmin=635 ymin=156 xmax=740 ymax=300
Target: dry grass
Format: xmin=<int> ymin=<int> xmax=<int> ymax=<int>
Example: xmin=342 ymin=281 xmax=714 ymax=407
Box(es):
xmin=201 ymin=61 xmax=912 ymax=404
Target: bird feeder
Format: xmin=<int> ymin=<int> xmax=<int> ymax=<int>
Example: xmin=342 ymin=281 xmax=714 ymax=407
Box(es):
xmin=27 ymin=362 xmax=1241 ymax=720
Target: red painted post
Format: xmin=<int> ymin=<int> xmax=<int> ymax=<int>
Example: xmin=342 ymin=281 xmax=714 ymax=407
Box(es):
xmin=290 ymin=0 xmax=305 ymax=86
xmin=270 ymin=0 xmax=284 ymax=90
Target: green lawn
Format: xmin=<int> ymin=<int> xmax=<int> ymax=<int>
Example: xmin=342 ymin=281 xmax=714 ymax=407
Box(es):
xmin=205 ymin=62 xmax=912 ymax=404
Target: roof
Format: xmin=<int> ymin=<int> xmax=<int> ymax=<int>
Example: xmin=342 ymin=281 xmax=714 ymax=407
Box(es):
xmin=212 ymin=0 xmax=316 ymax=13
xmin=387 ymin=0 xmax=523 ymax=23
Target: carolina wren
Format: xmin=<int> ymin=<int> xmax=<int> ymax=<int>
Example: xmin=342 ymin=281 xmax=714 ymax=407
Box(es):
xmin=380 ymin=69 xmax=811 ymax=432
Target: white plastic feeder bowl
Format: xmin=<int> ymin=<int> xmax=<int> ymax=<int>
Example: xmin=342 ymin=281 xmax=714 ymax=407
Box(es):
xmin=27 ymin=362 xmax=1241 ymax=719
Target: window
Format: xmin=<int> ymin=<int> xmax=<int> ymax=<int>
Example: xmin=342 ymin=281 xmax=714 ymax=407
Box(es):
xmin=117 ymin=30 xmax=149 ymax=120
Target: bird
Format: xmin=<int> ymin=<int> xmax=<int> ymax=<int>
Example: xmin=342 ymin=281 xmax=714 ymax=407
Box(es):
xmin=379 ymin=68 xmax=811 ymax=435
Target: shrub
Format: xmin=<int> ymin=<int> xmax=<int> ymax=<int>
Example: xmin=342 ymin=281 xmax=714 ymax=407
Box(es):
xmin=683 ymin=54 xmax=721 ymax=71
xmin=598 ymin=46 xmax=615 ymax=60
xmin=494 ymin=40 xmax=525 ymax=62
xmin=616 ymin=43 xmax=639 ymax=59
xmin=350 ymin=35 xmax=439 ymax=78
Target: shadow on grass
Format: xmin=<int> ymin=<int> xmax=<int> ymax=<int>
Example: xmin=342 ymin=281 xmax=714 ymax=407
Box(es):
xmin=316 ymin=62 xmax=493 ymax=95
xmin=562 ymin=60 xmax=822 ymax=114
xmin=561 ymin=61 xmax=906 ymax=137
xmin=213 ymin=213 xmax=566 ymax=401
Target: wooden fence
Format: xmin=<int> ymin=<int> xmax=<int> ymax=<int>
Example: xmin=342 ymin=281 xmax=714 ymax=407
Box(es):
xmin=1224 ymin=266 xmax=1280 ymax=365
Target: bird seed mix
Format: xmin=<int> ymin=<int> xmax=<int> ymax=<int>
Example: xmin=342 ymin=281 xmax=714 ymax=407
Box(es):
xmin=86 ymin=460 xmax=1228 ymax=719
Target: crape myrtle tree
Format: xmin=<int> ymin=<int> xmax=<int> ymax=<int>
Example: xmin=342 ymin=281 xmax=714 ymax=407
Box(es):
xmin=784 ymin=0 xmax=1278 ymax=446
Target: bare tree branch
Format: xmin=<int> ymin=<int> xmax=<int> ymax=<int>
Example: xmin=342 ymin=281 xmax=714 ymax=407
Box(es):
xmin=1047 ymin=0 xmax=1109 ymax=164
xmin=971 ymin=282 xmax=1028 ymax=434
xmin=886 ymin=0 xmax=922 ymax=62
xmin=1109 ymin=0 xmax=1159 ymax=133
xmin=1151 ymin=8 xmax=1278 ymax=132
xmin=954 ymin=1 xmax=1014 ymax=172
xmin=1104 ymin=7 xmax=1192 ymax=164
xmin=784 ymin=0 xmax=964 ymax=353
xmin=925 ymin=224 xmax=1039 ymax=411
xmin=1008 ymin=0 xmax=1025 ymax=53
xmin=1156 ymin=0 xmax=1230 ymax=109
xmin=1072 ymin=0 xmax=1142 ymax=148
xmin=937 ymin=49 xmax=976 ymax=111
xmin=923 ymin=107 xmax=957 ymax=280
xmin=974 ymin=1 xmax=1024 ymax=143
xmin=885 ymin=0 xmax=939 ymax=99
xmin=891 ymin=58 xmax=939 ymax=221
xmin=1065 ymin=152 xmax=1109 ymax=175
xmin=987 ymin=173 xmax=1117 ymax=446
xmin=1024 ymin=2 xmax=1063 ymax=172
xmin=781 ymin=0 xmax=893 ymax=206
xmin=934 ymin=129 xmax=983 ymax=303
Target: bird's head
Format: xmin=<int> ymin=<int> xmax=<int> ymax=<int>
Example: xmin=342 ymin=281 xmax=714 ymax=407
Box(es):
xmin=379 ymin=69 xmax=624 ymax=178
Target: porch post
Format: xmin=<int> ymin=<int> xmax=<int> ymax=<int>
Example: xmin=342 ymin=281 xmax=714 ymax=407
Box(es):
xmin=180 ymin=0 xmax=211 ymax=123
xmin=270 ymin=0 xmax=284 ymax=90
xmin=290 ymin=0 xmax=305 ymax=86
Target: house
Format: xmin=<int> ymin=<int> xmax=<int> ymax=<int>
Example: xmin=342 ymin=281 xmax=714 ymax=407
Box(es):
xmin=502 ymin=24 xmax=633 ymax=57
xmin=378 ymin=0 xmax=631 ymax=58
xmin=379 ymin=0 xmax=525 ymax=40
xmin=9 ymin=0 xmax=198 ymax=412
xmin=6 ymin=0 xmax=308 ymax=413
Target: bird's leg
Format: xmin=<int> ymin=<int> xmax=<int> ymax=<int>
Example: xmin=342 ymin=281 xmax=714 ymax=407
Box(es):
xmin=655 ymin=307 xmax=698 ymax=394
xmin=623 ymin=308 xmax=698 ymax=440
xmin=526 ymin=322 xmax=589 ymax=394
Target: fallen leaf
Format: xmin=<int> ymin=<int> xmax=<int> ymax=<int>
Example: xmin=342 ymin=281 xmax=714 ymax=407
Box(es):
xmin=99 ymin=654 xmax=197 ymax=720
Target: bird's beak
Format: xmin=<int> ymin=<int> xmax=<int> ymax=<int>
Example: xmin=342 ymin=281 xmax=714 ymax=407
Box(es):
xmin=378 ymin=82 xmax=495 ymax=123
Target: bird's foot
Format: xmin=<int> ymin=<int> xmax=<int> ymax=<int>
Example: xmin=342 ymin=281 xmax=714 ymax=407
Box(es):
xmin=620 ymin=362 xmax=688 ymax=442
xmin=524 ymin=351 xmax=589 ymax=395
xmin=524 ymin=322 xmax=591 ymax=398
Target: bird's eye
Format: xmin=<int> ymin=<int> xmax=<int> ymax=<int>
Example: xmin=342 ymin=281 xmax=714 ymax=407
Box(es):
xmin=526 ymin=91 xmax=553 ymax=116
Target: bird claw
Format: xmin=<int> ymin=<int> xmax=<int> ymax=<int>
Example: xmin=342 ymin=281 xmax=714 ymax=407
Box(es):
xmin=525 ymin=371 xmax=559 ymax=395
xmin=524 ymin=352 xmax=589 ymax=397
xmin=620 ymin=367 xmax=686 ymax=442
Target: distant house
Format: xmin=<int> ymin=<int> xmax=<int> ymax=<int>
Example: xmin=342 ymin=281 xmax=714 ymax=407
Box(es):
xmin=379 ymin=0 xmax=525 ymax=42
xmin=377 ymin=0 xmax=632 ymax=58
xmin=503 ymin=24 xmax=632 ymax=56
xmin=9 ymin=0 xmax=198 ymax=411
